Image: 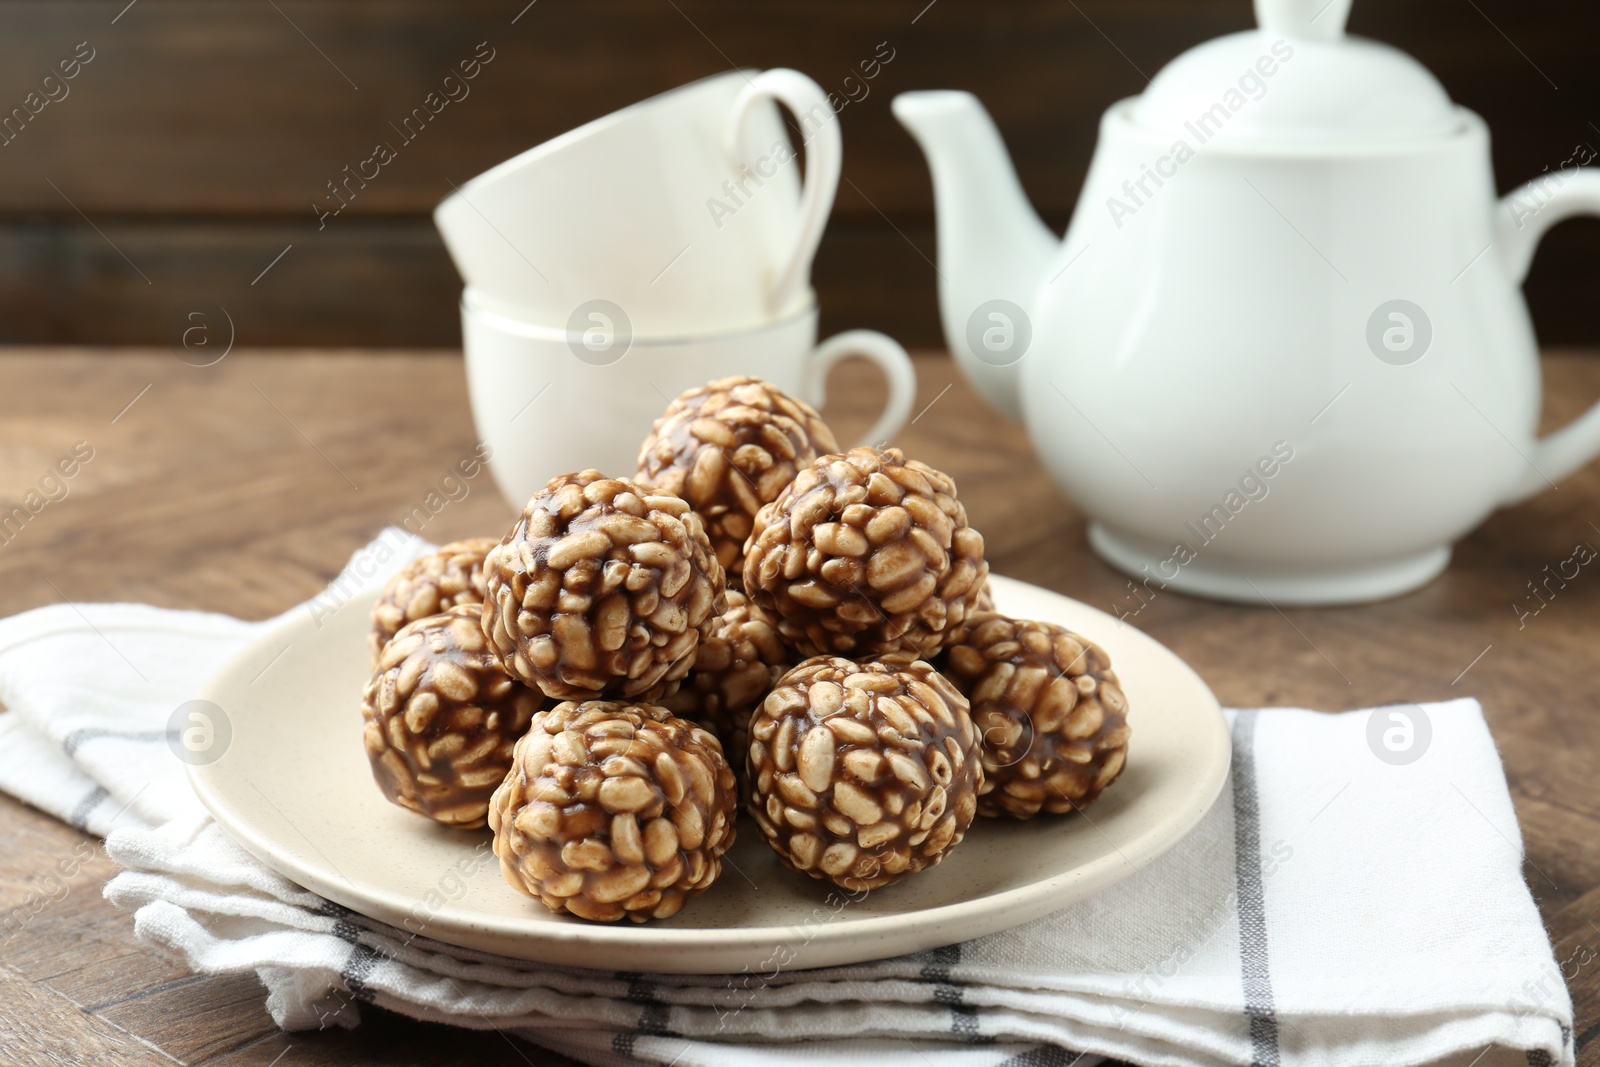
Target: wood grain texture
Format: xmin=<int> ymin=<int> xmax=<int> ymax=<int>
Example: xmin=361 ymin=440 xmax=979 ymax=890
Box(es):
xmin=0 ymin=0 xmax=1599 ymax=346
xmin=0 ymin=347 xmax=1596 ymax=1064
xmin=0 ymin=0 xmax=1595 ymax=216
xmin=0 ymin=216 xmax=935 ymax=349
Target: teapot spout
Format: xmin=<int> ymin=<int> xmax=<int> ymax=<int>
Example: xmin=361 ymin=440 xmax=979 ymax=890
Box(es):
xmin=894 ymin=91 xmax=1058 ymax=420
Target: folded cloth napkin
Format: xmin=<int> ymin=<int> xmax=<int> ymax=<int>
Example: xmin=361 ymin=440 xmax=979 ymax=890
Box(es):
xmin=0 ymin=532 xmax=1574 ymax=1067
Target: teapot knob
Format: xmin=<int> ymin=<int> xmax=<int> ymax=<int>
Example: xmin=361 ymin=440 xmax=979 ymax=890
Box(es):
xmin=1254 ymin=0 xmax=1351 ymax=42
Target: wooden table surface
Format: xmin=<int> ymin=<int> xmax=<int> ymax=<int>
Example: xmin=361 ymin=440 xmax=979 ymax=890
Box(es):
xmin=1 ymin=347 xmax=1597 ymax=1067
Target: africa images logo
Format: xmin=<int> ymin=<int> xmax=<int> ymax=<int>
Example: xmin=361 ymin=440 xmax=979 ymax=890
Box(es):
xmin=1366 ymin=704 xmax=1431 ymax=766
xmin=1105 ymin=40 xmax=1295 ymax=229
xmin=166 ymin=700 xmax=232 ymax=766
xmin=965 ymin=299 xmax=1032 ymax=368
xmin=1365 ymin=300 xmax=1432 ymax=366
xmin=566 ymin=300 xmax=632 ymax=366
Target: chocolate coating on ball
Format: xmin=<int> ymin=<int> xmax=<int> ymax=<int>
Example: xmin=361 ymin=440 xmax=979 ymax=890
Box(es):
xmin=362 ymin=604 xmax=545 ymax=828
xmin=659 ymin=588 xmax=793 ymax=772
xmin=481 ymin=471 xmax=726 ymax=701
xmin=975 ymin=580 xmax=996 ymax=613
xmin=488 ymin=701 xmax=737 ymax=922
xmin=369 ymin=538 xmax=497 ymax=662
xmin=637 ymin=376 xmax=839 ymax=582
xmin=748 ymin=655 xmax=981 ymax=891
xmin=944 ymin=613 xmax=1130 ymax=819
xmin=743 ymin=447 xmax=989 ymax=659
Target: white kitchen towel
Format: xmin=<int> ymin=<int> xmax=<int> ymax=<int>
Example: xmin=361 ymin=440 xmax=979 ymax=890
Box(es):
xmin=0 ymin=532 xmax=1575 ymax=1067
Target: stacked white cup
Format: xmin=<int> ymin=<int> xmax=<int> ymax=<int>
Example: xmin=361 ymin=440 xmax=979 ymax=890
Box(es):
xmin=436 ymin=68 xmax=917 ymax=506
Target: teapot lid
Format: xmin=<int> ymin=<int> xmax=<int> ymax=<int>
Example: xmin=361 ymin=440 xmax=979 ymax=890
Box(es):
xmin=1127 ymin=0 xmax=1461 ymax=144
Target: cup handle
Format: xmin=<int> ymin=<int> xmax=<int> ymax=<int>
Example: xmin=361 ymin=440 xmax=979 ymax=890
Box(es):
xmin=1496 ymin=169 xmax=1600 ymax=505
xmin=803 ymin=330 xmax=918 ymax=448
xmin=728 ymin=69 xmax=842 ymax=318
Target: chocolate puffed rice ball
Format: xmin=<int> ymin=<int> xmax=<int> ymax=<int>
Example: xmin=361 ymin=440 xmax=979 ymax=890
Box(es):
xmin=488 ymin=701 xmax=737 ymax=922
xmin=659 ymin=588 xmax=793 ymax=770
xmin=369 ymin=537 xmax=497 ymax=662
xmin=944 ymin=613 xmax=1130 ymax=819
xmin=362 ymin=604 xmax=545 ymax=828
xmin=748 ymin=655 xmax=981 ymax=891
xmin=637 ymin=376 xmax=839 ymax=581
xmin=743 ymin=447 xmax=989 ymax=659
xmin=481 ymin=472 xmax=726 ymax=701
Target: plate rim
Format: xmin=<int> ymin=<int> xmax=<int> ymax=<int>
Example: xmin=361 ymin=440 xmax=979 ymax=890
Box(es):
xmin=189 ymin=572 xmax=1231 ymax=970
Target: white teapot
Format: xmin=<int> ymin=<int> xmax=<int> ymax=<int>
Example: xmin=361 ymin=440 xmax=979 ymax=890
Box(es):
xmin=894 ymin=0 xmax=1600 ymax=604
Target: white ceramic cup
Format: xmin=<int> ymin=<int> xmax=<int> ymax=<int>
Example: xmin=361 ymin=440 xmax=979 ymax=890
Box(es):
xmin=462 ymin=289 xmax=917 ymax=509
xmin=436 ymin=69 xmax=841 ymax=337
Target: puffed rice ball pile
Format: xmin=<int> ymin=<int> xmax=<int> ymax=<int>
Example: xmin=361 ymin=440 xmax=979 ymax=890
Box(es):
xmin=356 ymin=376 xmax=1129 ymax=919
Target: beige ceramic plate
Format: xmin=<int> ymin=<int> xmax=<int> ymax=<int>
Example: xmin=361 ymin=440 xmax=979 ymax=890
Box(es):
xmin=190 ymin=574 xmax=1229 ymax=973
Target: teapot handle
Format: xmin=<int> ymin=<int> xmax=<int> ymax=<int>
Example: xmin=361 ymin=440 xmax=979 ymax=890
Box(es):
xmin=727 ymin=69 xmax=842 ymax=319
xmin=1497 ymin=168 xmax=1600 ymax=506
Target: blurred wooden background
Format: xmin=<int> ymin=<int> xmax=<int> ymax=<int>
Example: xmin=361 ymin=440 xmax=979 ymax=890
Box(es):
xmin=1 ymin=0 xmax=1598 ymax=350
